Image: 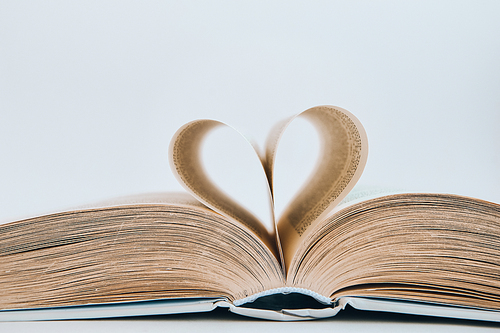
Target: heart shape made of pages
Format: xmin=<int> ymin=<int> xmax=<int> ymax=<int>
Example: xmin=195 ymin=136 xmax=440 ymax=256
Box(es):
xmin=169 ymin=106 xmax=368 ymax=263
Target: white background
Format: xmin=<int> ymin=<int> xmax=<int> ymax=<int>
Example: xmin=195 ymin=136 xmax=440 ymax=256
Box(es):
xmin=1 ymin=1 xmax=499 ymax=331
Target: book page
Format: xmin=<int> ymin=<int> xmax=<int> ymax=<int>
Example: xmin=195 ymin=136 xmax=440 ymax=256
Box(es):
xmin=287 ymin=193 xmax=500 ymax=312
xmin=169 ymin=119 xmax=277 ymax=255
xmin=267 ymin=106 xmax=368 ymax=270
xmin=168 ymin=106 xmax=368 ymax=272
xmin=0 ymin=202 xmax=284 ymax=310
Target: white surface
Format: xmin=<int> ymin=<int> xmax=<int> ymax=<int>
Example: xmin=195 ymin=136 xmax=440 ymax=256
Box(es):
xmin=1 ymin=1 xmax=499 ymax=331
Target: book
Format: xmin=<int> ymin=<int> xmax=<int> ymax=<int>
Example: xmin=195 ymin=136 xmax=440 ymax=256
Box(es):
xmin=1 ymin=105 xmax=500 ymax=322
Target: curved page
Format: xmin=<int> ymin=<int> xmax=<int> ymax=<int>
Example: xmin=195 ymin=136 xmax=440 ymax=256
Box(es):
xmin=169 ymin=120 xmax=276 ymax=254
xmin=265 ymin=106 xmax=368 ymax=269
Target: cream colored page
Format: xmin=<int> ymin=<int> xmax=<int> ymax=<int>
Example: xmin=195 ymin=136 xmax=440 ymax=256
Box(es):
xmin=168 ymin=119 xmax=276 ymax=254
xmin=267 ymin=106 xmax=368 ymax=270
xmin=168 ymin=106 xmax=368 ymax=272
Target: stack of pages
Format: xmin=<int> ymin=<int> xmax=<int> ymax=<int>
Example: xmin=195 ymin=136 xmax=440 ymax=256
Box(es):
xmin=1 ymin=106 xmax=499 ymax=322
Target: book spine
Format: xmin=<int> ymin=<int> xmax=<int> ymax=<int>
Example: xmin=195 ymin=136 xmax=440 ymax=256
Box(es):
xmin=232 ymin=287 xmax=331 ymax=306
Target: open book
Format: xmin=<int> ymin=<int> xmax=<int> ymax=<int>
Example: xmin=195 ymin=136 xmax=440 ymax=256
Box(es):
xmin=1 ymin=105 xmax=500 ymax=322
